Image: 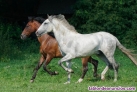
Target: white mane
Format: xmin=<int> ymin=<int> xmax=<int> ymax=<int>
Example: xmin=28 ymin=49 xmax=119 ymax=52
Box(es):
xmin=49 ymin=15 xmax=77 ymax=33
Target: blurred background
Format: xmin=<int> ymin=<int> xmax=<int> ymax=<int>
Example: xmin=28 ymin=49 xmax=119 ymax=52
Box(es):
xmin=0 ymin=0 xmax=137 ymax=61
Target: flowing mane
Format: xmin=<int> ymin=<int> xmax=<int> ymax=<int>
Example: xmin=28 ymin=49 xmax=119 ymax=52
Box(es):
xmin=28 ymin=17 xmax=45 ymax=24
xmin=49 ymin=15 xmax=77 ymax=32
xmin=34 ymin=17 xmax=45 ymax=24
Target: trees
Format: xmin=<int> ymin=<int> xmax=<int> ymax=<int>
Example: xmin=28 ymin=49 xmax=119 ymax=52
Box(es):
xmin=70 ymin=0 xmax=137 ymax=46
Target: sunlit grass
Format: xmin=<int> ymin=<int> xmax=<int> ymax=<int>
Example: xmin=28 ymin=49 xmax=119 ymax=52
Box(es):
xmin=0 ymin=18 xmax=137 ymax=92
xmin=0 ymin=49 xmax=137 ymax=92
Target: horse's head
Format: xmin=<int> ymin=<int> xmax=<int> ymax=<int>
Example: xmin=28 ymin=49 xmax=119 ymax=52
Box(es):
xmin=21 ymin=17 xmax=43 ymax=40
xmin=36 ymin=14 xmax=66 ymax=37
xmin=36 ymin=18 xmax=53 ymax=37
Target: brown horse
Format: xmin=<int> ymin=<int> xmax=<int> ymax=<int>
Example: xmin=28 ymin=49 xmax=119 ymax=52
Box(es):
xmin=21 ymin=17 xmax=98 ymax=83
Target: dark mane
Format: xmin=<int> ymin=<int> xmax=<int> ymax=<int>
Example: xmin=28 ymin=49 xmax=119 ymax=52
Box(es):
xmin=28 ymin=17 xmax=45 ymax=24
xmin=33 ymin=17 xmax=45 ymax=24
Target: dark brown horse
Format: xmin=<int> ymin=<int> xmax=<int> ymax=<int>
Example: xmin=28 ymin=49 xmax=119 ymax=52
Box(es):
xmin=21 ymin=17 xmax=98 ymax=83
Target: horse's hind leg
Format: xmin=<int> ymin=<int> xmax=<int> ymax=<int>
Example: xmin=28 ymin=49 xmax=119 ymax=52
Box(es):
xmin=96 ymin=51 xmax=110 ymax=80
xmin=88 ymin=57 xmax=98 ymax=77
xmin=101 ymin=66 xmax=109 ymax=80
xmin=43 ymin=55 xmax=58 ymax=75
xmin=77 ymin=57 xmax=98 ymax=83
xmin=30 ymin=55 xmax=45 ymax=83
xmin=98 ymin=51 xmax=119 ymax=82
xmin=103 ymin=50 xmax=119 ymax=82
xmin=107 ymin=57 xmax=118 ymax=82
xmin=107 ymin=57 xmax=119 ymax=82
xmin=76 ymin=58 xmax=88 ymax=83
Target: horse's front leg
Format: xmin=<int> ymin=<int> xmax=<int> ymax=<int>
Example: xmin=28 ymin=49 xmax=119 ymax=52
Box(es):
xmin=58 ymin=54 xmax=74 ymax=73
xmin=58 ymin=54 xmax=74 ymax=84
xmin=30 ymin=55 xmax=45 ymax=83
xmin=64 ymin=61 xmax=72 ymax=84
xmin=43 ymin=55 xmax=59 ymax=75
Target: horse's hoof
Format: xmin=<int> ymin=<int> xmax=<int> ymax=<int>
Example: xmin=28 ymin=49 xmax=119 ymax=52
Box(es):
xmin=76 ymin=78 xmax=83 ymax=83
xmin=54 ymin=71 xmax=59 ymax=75
xmin=30 ymin=80 xmax=34 ymax=83
xmin=70 ymin=70 xmax=74 ymax=73
xmin=58 ymin=61 xmax=61 ymax=66
xmin=93 ymin=73 xmax=98 ymax=77
xmin=114 ymin=79 xmax=117 ymax=82
xmin=101 ymin=76 xmax=105 ymax=81
xmin=101 ymin=78 xmax=105 ymax=81
xmin=67 ymin=69 xmax=74 ymax=73
xmin=64 ymin=81 xmax=70 ymax=84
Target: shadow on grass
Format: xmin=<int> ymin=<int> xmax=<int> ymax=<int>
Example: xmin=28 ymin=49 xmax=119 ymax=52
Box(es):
xmin=86 ymin=74 xmax=122 ymax=82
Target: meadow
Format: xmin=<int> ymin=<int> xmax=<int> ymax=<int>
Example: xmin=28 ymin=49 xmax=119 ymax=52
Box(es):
xmin=0 ymin=21 xmax=137 ymax=92
xmin=0 ymin=48 xmax=137 ymax=92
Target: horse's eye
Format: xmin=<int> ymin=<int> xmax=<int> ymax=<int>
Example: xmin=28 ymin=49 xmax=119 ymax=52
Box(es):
xmin=44 ymin=22 xmax=47 ymax=24
xmin=26 ymin=25 xmax=29 ymax=28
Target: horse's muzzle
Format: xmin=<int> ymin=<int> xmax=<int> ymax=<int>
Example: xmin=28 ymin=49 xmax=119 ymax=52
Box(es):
xmin=35 ymin=31 xmax=40 ymax=37
xmin=35 ymin=31 xmax=44 ymax=37
xmin=20 ymin=34 xmax=27 ymax=40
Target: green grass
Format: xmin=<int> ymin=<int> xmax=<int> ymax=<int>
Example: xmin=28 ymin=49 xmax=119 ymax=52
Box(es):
xmin=0 ymin=19 xmax=137 ymax=92
xmin=0 ymin=49 xmax=137 ymax=92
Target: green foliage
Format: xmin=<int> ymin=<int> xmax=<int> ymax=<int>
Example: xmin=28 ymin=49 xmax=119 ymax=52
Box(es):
xmin=70 ymin=0 xmax=137 ymax=46
xmin=0 ymin=21 xmax=39 ymax=62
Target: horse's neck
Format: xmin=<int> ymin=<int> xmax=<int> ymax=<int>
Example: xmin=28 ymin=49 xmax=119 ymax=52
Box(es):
xmin=53 ymin=25 xmax=78 ymax=44
xmin=38 ymin=34 xmax=53 ymax=44
xmin=34 ymin=21 xmax=41 ymax=31
xmin=34 ymin=21 xmax=45 ymax=44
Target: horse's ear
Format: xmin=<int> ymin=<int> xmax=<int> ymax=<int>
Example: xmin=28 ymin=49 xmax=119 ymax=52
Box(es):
xmin=28 ymin=16 xmax=35 ymax=21
xmin=48 ymin=15 xmax=53 ymax=22
xmin=59 ymin=14 xmax=64 ymax=18
xmin=62 ymin=15 xmax=65 ymax=18
xmin=47 ymin=14 xmax=49 ymax=18
xmin=28 ymin=17 xmax=32 ymax=20
xmin=47 ymin=14 xmax=52 ymax=22
xmin=57 ymin=14 xmax=65 ymax=19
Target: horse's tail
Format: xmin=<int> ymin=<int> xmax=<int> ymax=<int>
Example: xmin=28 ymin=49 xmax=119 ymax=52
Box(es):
xmin=116 ymin=38 xmax=137 ymax=66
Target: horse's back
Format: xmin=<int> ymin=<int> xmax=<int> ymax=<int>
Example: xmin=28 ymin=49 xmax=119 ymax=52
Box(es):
xmin=76 ymin=31 xmax=117 ymax=56
xmin=73 ymin=33 xmax=102 ymax=56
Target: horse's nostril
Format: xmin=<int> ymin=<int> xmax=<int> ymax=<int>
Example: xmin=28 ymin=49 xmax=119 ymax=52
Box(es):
xmin=35 ymin=31 xmax=39 ymax=36
xmin=20 ymin=35 xmax=23 ymax=38
xmin=35 ymin=31 xmax=37 ymax=35
xmin=20 ymin=34 xmax=27 ymax=40
xmin=36 ymin=31 xmax=38 ymax=34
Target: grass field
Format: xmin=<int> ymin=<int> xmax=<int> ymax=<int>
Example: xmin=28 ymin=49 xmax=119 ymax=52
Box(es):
xmin=0 ymin=49 xmax=137 ymax=92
